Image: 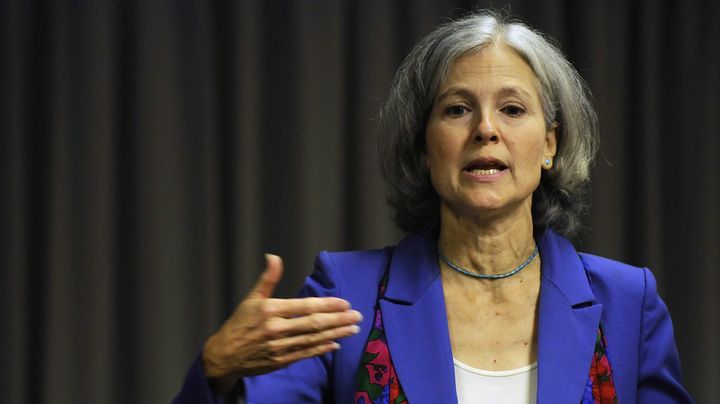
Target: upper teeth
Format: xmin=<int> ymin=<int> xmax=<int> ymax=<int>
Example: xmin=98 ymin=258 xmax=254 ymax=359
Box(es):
xmin=470 ymin=168 xmax=500 ymax=175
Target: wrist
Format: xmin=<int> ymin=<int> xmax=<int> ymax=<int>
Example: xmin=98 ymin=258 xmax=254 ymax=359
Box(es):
xmin=202 ymin=336 xmax=241 ymax=394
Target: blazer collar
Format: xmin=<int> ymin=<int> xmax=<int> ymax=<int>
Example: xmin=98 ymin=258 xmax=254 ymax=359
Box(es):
xmin=380 ymin=230 xmax=458 ymax=403
xmin=536 ymin=229 xmax=596 ymax=307
xmin=383 ymin=229 xmax=598 ymax=306
xmin=536 ymin=230 xmax=602 ymax=403
xmin=383 ymin=230 xmax=440 ymax=304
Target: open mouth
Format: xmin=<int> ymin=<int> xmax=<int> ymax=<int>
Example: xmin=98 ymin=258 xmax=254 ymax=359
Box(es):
xmin=464 ymin=161 xmax=508 ymax=176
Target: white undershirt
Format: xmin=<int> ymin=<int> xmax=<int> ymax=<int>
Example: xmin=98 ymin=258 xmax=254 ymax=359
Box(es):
xmin=453 ymin=358 xmax=538 ymax=403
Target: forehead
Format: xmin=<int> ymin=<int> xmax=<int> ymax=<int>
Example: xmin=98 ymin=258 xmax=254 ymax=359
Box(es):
xmin=439 ymin=44 xmax=540 ymax=95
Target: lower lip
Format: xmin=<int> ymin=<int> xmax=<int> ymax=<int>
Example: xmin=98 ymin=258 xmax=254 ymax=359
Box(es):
xmin=462 ymin=168 xmax=509 ymax=183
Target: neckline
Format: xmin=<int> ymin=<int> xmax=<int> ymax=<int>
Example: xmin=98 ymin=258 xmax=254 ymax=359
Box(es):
xmin=453 ymin=358 xmax=538 ymax=377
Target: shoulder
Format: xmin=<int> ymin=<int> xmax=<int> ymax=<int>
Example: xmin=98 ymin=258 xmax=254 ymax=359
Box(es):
xmin=320 ymin=246 xmax=396 ymax=275
xmin=313 ymin=246 xmax=395 ymax=292
xmin=307 ymin=230 xmax=435 ymax=298
xmin=577 ymin=252 xmax=671 ymax=355
xmin=298 ymin=242 xmax=399 ymax=304
xmin=577 ymin=252 xmax=652 ymax=307
xmin=578 ymin=256 xmax=691 ymax=401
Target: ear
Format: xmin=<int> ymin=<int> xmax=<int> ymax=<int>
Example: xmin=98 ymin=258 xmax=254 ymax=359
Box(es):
xmin=543 ymin=122 xmax=558 ymax=169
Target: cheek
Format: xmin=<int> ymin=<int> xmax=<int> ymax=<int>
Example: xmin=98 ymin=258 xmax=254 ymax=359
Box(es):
xmin=528 ymin=143 xmax=547 ymax=180
xmin=426 ymin=144 xmax=460 ymax=183
xmin=510 ymin=139 xmax=546 ymax=179
xmin=522 ymin=137 xmax=548 ymax=163
xmin=426 ymin=151 xmax=447 ymax=186
xmin=424 ymin=140 xmax=454 ymax=192
xmin=425 ymin=132 xmax=449 ymax=171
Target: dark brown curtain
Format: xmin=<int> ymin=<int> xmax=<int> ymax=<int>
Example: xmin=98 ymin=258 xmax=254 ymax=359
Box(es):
xmin=2 ymin=1 xmax=718 ymax=403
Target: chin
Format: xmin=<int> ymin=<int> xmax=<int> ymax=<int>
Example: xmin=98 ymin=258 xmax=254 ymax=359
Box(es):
xmin=445 ymin=200 xmax=504 ymax=219
xmin=467 ymin=194 xmax=506 ymax=210
xmin=447 ymin=195 xmax=531 ymax=221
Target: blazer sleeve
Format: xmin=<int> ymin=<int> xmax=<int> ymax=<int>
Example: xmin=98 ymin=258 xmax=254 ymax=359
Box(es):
xmin=637 ymin=267 xmax=694 ymax=403
xmin=172 ymin=353 xmax=228 ymax=404
xmin=172 ymin=252 xmax=342 ymax=404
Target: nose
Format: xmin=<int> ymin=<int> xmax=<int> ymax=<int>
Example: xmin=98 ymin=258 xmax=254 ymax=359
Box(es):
xmin=473 ymin=111 xmax=499 ymax=144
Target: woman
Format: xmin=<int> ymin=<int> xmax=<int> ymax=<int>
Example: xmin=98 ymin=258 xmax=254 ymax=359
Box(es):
xmin=175 ymin=11 xmax=692 ymax=403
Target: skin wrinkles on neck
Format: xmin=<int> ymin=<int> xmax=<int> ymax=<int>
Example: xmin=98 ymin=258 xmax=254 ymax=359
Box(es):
xmin=437 ymin=197 xmax=538 ymax=279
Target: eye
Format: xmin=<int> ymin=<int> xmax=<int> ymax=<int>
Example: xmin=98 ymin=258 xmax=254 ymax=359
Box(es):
xmin=444 ymin=105 xmax=470 ymax=117
xmin=501 ymin=105 xmax=526 ymax=117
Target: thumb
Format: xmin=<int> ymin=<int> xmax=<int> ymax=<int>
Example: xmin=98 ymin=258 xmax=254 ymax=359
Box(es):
xmin=247 ymin=254 xmax=284 ymax=299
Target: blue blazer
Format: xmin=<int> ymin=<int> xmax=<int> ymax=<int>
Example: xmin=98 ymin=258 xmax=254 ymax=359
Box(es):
xmin=174 ymin=230 xmax=692 ymax=403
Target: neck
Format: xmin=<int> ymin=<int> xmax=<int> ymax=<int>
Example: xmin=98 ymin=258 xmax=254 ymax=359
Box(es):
xmin=437 ymin=203 xmax=536 ymax=277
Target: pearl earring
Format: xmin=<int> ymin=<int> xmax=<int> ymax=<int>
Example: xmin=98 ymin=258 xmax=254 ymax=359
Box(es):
xmin=545 ymin=159 xmax=551 ymax=166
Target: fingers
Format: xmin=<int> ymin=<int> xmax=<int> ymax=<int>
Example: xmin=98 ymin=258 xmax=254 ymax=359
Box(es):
xmin=258 ymin=320 xmax=361 ymax=369
xmin=265 ymin=310 xmax=362 ymax=338
xmin=260 ymin=296 xmax=353 ymax=318
xmin=248 ymin=254 xmax=284 ymax=299
xmin=270 ymin=341 xmax=341 ymax=367
xmin=267 ymin=324 xmax=361 ymax=354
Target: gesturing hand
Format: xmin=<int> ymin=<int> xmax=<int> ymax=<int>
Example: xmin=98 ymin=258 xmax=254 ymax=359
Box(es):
xmin=202 ymin=254 xmax=362 ymax=393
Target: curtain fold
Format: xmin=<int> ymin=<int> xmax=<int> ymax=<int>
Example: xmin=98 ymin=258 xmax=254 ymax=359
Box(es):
xmin=2 ymin=1 xmax=718 ymax=402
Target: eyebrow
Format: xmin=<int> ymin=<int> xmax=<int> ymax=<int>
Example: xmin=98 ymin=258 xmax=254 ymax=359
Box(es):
xmin=496 ymin=86 xmax=534 ymax=100
xmin=434 ymin=85 xmax=535 ymax=104
xmin=434 ymin=87 xmax=475 ymax=104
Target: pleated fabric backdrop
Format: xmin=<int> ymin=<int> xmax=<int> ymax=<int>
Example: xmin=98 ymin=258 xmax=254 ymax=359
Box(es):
xmin=1 ymin=1 xmax=718 ymax=402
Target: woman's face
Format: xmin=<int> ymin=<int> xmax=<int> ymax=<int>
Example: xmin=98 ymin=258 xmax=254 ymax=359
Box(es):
xmin=425 ymin=44 xmax=557 ymax=222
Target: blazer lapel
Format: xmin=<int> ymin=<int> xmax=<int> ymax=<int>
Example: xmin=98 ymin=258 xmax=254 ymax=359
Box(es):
xmin=380 ymin=232 xmax=458 ymax=404
xmin=536 ymin=231 xmax=602 ymax=403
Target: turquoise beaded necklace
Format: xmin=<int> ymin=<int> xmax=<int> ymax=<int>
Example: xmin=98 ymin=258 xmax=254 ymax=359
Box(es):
xmin=438 ymin=245 xmax=538 ymax=280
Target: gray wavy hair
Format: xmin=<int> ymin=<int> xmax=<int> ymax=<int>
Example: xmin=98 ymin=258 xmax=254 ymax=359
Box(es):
xmin=378 ymin=10 xmax=598 ymax=238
